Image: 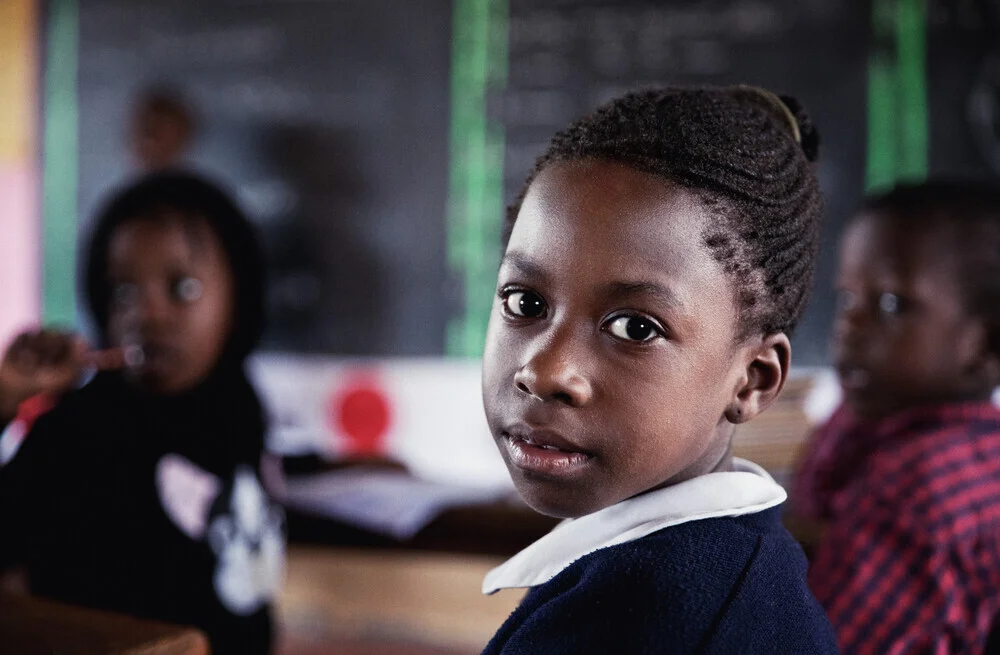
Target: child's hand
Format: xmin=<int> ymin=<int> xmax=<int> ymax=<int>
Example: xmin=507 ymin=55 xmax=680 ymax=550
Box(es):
xmin=0 ymin=330 xmax=123 ymax=422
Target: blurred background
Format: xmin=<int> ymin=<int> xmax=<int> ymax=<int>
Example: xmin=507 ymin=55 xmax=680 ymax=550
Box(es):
xmin=1 ymin=0 xmax=999 ymax=653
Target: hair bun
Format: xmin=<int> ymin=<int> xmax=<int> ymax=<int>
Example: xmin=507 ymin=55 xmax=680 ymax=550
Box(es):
xmin=778 ymin=94 xmax=820 ymax=163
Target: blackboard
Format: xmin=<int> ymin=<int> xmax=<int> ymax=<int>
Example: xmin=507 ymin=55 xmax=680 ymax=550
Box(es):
xmin=74 ymin=0 xmax=1000 ymax=362
xmin=499 ymin=0 xmax=869 ymax=365
xmin=76 ymin=0 xmax=453 ymax=355
xmin=499 ymin=0 xmax=999 ymax=365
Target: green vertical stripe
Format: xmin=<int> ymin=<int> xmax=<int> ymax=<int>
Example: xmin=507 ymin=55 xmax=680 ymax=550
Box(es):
xmin=895 ymin=0 xmax=928 ymax=181
xmin=866 ymin=52 xmax=896 ymax=192
xmin=42 ymin=0 xmax=79 ymax=326
xmin=865 ymin=0 xmax=928 ymax=193
xmin=446 ymin=0 xmax=508 ymax=356
xmin=866 ymin=0 xmax=896 ymax=192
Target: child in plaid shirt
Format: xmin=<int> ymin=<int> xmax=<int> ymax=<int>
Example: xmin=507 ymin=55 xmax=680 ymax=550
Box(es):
xmin=793 ymin=180 xmax=1000 ymax=654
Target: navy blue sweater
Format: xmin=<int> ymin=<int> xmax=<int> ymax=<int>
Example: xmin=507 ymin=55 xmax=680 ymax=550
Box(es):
xmin=483 ymin=506 xmax=836 ymax=654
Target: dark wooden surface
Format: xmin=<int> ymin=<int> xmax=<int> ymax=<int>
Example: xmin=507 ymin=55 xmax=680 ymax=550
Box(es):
xmin=285 ymin=499 xmax=559 ymax=558
xmin=0 ymin=593 xmax=209 ymax=655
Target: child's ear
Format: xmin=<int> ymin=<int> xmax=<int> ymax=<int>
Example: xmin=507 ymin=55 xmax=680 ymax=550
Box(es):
xmin=957 ymin=321 xmax=1000 ymax=389
xmin=725 ymin=333 xmax=791 ymax=425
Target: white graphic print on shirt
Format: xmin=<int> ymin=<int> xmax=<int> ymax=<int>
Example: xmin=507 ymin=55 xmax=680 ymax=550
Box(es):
xmin=156 ymin=454 xmax=285 ymax=615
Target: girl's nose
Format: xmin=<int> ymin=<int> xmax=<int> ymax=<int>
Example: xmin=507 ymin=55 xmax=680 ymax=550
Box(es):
xmin=513 ymin=331 xmax=594 ymax=407
xmin=131 ymin=286 xmax=173 ymax=331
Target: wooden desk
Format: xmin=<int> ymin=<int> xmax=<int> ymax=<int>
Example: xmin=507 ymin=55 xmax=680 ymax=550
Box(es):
xmin=0 ymin=593 xmax=208 ymax=655
xmin=279 ymin=546 xmax=523 ymax=653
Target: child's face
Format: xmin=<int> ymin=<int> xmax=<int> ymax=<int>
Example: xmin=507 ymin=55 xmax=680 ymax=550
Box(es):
xmin=107 ymin=216 xmax=234 ymax=394
xmin=833 ymin=213 xmax=985 ymax=419
xmin=482 ymin=161 xmax=752 ymax=518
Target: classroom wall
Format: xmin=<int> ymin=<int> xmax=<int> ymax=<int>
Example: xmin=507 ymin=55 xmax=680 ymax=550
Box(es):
xmin=0 ymin=0 xmax=40 ymax=351
xmin=5 ymin=1 xmax=1000 ymax=481
xmin=54 ymin=0 xmax=999 ymax=364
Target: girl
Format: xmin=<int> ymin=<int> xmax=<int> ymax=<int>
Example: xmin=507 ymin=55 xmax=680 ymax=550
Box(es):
xmin=0 ymin=171 xmax=284 ymax=654
xmin=480 ymin=87 xmax=836 ymax=653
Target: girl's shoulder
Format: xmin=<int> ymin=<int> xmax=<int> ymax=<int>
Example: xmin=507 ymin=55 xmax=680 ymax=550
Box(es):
xmin=513 ymin=512 xmax=829 ymax=652
xmin=547 ymin=513 xmax=776 ymax=602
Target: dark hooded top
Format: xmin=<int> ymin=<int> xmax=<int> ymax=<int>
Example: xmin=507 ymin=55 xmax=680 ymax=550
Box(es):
xmin=0 ymin=171 xmax=282 ymax=655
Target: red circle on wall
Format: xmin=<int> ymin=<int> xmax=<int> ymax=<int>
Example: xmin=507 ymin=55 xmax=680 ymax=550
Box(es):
xmin=330 ymin=375 xmax=392 ymax=456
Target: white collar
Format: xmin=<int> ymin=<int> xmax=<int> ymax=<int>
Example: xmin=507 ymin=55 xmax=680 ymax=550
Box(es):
xmin=483 ymin=458 xmax=785 ymax=594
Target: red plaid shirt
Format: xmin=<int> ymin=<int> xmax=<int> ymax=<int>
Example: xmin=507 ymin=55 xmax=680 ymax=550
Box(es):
xmin=793 ymin=401 xmax=1000 ymax=655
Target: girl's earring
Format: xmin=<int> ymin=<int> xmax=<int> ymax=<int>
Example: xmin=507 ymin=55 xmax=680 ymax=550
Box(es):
xmin=725 ymin=403 xmax=745 ymax=424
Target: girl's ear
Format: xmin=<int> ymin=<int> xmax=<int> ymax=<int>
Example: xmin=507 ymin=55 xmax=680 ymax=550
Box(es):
xmin=725 ymin=333 xmax=791 ymax=425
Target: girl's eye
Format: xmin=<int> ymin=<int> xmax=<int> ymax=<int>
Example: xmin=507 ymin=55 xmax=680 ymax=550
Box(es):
xmin=878 ymin=292 xmax=902 ymax=316
xmin=605 ymin=315 xmax=662 ymax=342
xmin=112 ymin=283 xmax=139 ymax=307
xmin=174 ymin=277 xmax=204 ymax=303
xmin=503 ymin=290 xmax=547 ymax=318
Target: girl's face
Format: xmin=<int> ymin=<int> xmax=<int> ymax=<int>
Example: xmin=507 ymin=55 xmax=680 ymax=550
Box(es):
xmin=107 ymin=215 xmax=234 ymax=394
xmin=833 ymin=213 xmax=988 ymax=419
xmin=482 ymin=161 xmax=758 ymax=518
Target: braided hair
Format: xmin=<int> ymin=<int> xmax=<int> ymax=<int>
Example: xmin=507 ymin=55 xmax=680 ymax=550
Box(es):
xmin=506 ymin=86 xmax=824 ymax=338
xmin=863 ymin=180 xmax=1000 ymax=354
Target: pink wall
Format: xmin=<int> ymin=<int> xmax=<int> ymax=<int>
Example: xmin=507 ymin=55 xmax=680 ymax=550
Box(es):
xmin=0 ymin=0 xmax=40 ymax=349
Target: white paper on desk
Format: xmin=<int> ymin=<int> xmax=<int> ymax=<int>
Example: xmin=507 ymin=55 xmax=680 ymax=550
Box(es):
xmin=280 ymin=469 xmax=513 ymax=540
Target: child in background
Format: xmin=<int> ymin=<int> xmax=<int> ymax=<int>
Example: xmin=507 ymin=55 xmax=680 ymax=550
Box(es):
xmin=130 ymin=87 xmax=197 ymax=172
xmin=480 ymin=87 xmax=836 ymax=654
xmin=792 ymin=181 xmax=1000 ymax=654
xmin=0 ymin=172 xmax=284 ymax=655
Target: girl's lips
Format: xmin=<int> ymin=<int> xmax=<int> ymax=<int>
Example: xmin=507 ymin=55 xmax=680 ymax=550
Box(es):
xmin=502 ymin=430 xmax=592 ymax=476
xmin=124 ymin=344 xmax=145 ymax=367
xmin=128 ymin=343 xmax=178 ymax=376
